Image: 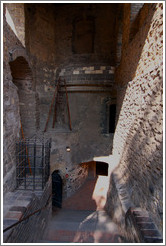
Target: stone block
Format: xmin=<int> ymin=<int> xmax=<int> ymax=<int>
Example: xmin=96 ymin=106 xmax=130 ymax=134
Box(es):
xmin=5 ymin=211 xmax=23 ymax=221
xmin=73 ymin=70 xmax=79 ymax=75
xmin=95 ymin=70 xmax=103 ymax=74
xmin=9 ymin=206 xmax=27 ymax=214
xmin=85 ymin=70 xmax=91 ymax=74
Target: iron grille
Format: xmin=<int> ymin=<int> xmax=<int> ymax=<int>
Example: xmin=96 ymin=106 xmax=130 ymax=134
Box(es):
xmin=16 ymin=135 xmax=51 ymax=190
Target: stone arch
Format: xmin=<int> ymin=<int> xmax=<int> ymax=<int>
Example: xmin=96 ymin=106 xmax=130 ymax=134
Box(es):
xmin=9 ymin=54 xmax=36 ymax=138
xmin=9 ymin=55 xmax=33 ymax=91
xmin=9 ymin=47 xmax=29 ymax=62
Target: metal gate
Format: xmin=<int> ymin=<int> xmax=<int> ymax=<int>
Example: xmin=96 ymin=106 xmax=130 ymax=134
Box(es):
xmin=16 ymin=135 xmax=51 ymax=190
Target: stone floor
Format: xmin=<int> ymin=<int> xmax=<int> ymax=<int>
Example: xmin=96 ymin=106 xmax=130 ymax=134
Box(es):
xmin=39 ymin=176 xmax=126 ymax=243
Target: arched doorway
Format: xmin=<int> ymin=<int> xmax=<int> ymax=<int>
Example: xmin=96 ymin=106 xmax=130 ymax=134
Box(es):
xmin=9 ymin=56 xmax=36 ymax=138
xmin=52 ymin=170 xmax=63 ymax=209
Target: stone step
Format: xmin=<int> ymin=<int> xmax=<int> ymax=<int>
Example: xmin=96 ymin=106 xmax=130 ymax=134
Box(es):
xmin=42 ymin=209 xmax=121 ymax=243
xmin=42 ymin=229 xmax=122 ymax=243
xmin=40 ymin=178 xmax=124 ymax=243
xmin=38 ymin=240 xmax=68 ymax=243
xmin=51 ymin=209 xmax=94 ymax=221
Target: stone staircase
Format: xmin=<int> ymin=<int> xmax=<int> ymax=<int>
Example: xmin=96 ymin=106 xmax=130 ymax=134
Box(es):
xmin=40 ymin=209 xmax=122 ymax=243
xmin=38 ymin=177 xmax=125 ymax=243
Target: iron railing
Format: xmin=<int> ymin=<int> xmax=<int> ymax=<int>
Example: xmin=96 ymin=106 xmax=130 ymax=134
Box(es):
xmin=16 ymin=135 xmax=51 ymax=190
xmin=3 ymin=194 xmax=52 ymax=233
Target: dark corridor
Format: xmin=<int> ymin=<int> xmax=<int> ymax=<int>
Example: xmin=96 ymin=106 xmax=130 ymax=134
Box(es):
xmin=96 ymin=162 xmax=108 ymax=176
xmin=52 ymin=170 xmax=63 ymax=208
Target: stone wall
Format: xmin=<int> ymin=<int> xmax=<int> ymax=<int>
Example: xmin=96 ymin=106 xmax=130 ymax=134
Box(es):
xmin=23 ymin=3 xmax=117 ymax=197
xmin=108 ymin=3 xmax=163 ymax=235
xmin=25 ymin=3 xmax=55 ymax=63
xmin=3 ymin=178 xmax=52 ymax=243
xmin=6 ymin=3 xmax=25 ymax=46
xmin=44 ymin=92 xmax=115 ymax=197
xmin=3 ymin=2 xmax=118 ymax=198
xmin=105 ymin=170 xmax=162 ymax=243
xmin=3 ymin=4 xmax=25 ymax=195
xmin=54 ymin=3 xmax=118 ymax=66
xmin=3 ymin=2 xmax=164 ymax=242
xmin=52 ymin=163 xmax=89 ymax=198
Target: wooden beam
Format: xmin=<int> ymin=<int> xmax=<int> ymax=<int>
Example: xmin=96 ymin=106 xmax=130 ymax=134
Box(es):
xmin=64 ymin=79 xmax=72 ymax=131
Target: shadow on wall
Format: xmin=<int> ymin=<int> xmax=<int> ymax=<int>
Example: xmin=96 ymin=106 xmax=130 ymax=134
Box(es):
xmin=115 ymin=3 xmax=157 ymax=120
xmin=108 ymin=77 xmax=163 ymax=234
xmin=9 ymin=56 xmax=36 ymax=137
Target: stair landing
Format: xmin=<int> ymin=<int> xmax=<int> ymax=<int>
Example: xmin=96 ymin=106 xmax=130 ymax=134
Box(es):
xmin=39 ymin=177 xmax=125 ymax=243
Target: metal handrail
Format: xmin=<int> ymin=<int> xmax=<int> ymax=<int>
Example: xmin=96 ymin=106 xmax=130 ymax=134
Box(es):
xmin=3 ymin=194 xmax=52 ymax=233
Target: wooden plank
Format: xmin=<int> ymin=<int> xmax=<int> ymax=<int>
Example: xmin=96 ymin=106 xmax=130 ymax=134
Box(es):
xmin=44 ymin=78 xmax=60 ymax=132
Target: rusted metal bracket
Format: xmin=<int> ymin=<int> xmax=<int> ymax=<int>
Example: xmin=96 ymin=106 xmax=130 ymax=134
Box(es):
xmin=44 ymin=78 xmax=60 ymax=132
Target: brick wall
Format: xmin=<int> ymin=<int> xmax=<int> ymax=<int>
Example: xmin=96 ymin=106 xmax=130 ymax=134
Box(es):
xmin=105 ymin=170 xmax=162 ymax=243
xmin=107 ymin=3 xmax=163 ymax=236
xmin=57 ymin=163 xmax=89 ymax=198
xmin=45 ymin=91 xmax=115 ymax=198
xmin=54 ymin=3 xmax=118 ymax=66
xmin=6 ymin=3 xmax=25 ymax=46
xmin=3 ymin=4 xmax=25 ymax=194
xmin=25 ymin=3 xmax=56 ymax=63
xmin=3 ymin=178 xmax=52 ymax=243
xmin=130 ymin=3 xmax=144 ymax=22
xmin=23 ymin=3 xmax=117 ymax=197
xmin=3 ymin=2 xmax=117 ymax=199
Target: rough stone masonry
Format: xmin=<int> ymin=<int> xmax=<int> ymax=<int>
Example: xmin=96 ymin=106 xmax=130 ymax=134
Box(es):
xmin=3 ymin=2 xmax=163 ymax=243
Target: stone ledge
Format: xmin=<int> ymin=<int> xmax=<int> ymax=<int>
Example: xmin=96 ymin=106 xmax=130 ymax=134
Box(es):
xmin=110 ymin=171 xmax=163 ymax=243
xmin=3 ymin=178 xmax=52 ymax=243
xmin=113 ymin=172 xmax=134 ymax=214
xmin=125 ymin=207 xmax=163 ymax=243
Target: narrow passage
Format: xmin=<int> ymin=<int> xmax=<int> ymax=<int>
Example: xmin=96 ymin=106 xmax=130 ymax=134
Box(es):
xmin=40 ymin=177 xmax=125 ymax=243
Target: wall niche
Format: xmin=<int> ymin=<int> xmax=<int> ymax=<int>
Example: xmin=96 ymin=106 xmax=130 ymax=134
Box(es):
xmin=72 ymin=17 xmax=95 ymax=54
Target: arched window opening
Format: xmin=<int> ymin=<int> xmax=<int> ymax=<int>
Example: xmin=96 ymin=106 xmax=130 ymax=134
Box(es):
xmin=9 ymin=56 xmax=36 ymax=138
xmin=9 ymin=56 xmax=33 ymax=91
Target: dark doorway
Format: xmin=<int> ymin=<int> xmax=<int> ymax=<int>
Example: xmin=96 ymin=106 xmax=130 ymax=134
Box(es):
xmin=96 ymin=162 xmax=108 ymax=176
xmin=52 ymin=170 xmax=63 ymax=208
xmin=109 ymin=104 xmax=116 ymax=133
